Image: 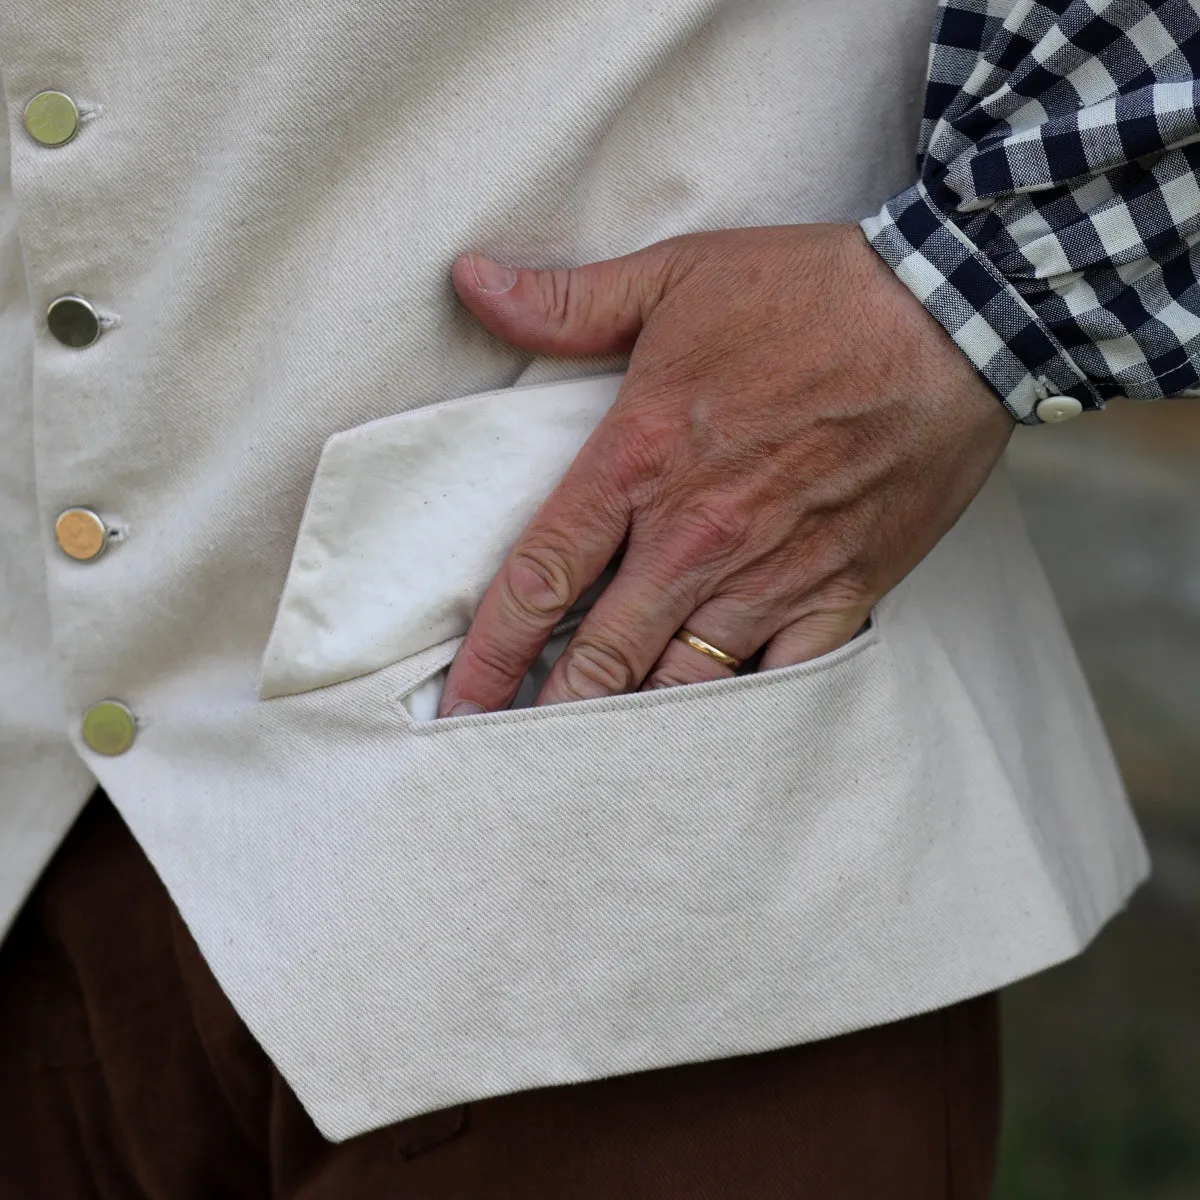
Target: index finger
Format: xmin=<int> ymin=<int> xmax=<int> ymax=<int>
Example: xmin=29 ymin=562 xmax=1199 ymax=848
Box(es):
xmin=437 ymin=455 xmax=630 ymax=717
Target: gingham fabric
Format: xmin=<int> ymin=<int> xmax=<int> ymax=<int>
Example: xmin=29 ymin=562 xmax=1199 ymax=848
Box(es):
xmin=862 ymin=0 xmax=1200 ymax=423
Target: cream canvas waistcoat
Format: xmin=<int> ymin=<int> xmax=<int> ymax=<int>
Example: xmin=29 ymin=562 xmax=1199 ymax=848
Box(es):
xmin=0 ymin=0 xmax=1147 ymax=1141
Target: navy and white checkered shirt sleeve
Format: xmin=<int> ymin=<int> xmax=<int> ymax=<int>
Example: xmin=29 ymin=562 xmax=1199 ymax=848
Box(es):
xmin=861 ymin=0 xmax=1200 ymax=424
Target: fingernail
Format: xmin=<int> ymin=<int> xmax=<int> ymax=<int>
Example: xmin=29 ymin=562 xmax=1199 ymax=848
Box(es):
xmin=469 ymin=252 xmax=518 ymax=294
xmin=447 ymin=700 xmax=486 ymax=718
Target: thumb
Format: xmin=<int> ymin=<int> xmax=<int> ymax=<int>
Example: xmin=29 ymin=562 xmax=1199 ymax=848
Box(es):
xmin=451 ymin=243 xmax=679 ymax=357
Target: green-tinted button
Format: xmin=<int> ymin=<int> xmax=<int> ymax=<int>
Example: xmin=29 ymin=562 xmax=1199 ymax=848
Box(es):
xmin=81 ymin=700 xmax=137 ymax=756
xmin=24 ymin=90 xmax=79 ymax=147
xmin=47 ymin=295 xmax=101 ymax=348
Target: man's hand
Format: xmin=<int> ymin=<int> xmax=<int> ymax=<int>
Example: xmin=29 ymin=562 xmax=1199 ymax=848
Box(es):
xmin=437 ymin=224 xmax=1013 ymax=717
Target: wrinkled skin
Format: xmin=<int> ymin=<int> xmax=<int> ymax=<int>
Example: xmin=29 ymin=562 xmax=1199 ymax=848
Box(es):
xmin=437 ymin=223 xmax=1014 ymax=717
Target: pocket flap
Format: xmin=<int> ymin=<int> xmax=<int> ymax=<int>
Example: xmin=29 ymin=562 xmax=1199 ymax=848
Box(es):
xmin=259 ymin=373 xmax=623 ymax=699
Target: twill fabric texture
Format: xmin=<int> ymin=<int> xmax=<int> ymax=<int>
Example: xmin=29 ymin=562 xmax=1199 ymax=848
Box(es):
xmin=0 ymin=0 xmax=1147 ymax=1140
xmin=0 ymin=792 xmax=1002 ymax=1200
xmin=864 ymin=0 xmax=1200 ymax=422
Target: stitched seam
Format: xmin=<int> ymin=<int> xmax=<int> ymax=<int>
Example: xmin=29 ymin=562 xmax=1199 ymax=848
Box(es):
xmin=393 ymin=611 xmax=884 ymax=736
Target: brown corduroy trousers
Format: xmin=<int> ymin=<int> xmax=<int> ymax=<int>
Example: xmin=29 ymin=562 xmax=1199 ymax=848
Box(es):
xmin=0 ymin=793 xmax=1001 ymax=1198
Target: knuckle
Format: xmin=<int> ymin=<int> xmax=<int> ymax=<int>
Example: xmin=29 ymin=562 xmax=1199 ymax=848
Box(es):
xmin=606 ymin=418 xmax=672 ymax=489
xmin=783 ymin=528 xmax=860 ymax=592
xmin=561 ymin=638 xmax=638 ymax=698
xmin=543 ymin=269 xmax=585 ymax=333
xmin=830 ymin=579 xmax=872 ymax=612
xmin=459 ymin=636 xmax=526 ymax=690
xmin=671 ymin=499 xmax=749 ymax=562
xmin=811 ymin=563 xmax=873 ymax=610
xmin=505 ymin=541 xmax=576 ymax=623
xmin=654 ymin=235 xmax=702 ymax=291
xmin=731 ymin=590 xmax=781 ymax=628
xmin=791 ymin=579 xmax=873 ymax=628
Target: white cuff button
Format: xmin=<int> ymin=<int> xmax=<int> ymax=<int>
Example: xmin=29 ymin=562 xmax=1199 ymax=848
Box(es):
xmin=1035 ymin=396 xmax=1084 ymax=423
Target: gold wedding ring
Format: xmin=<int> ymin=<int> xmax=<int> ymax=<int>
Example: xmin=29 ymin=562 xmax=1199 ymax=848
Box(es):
xmin=675 ymin=629 xmax=741 ymax=670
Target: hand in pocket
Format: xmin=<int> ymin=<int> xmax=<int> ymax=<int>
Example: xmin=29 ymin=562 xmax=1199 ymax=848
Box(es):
xmin=438 ymin=224 xmax=1012 ymax=718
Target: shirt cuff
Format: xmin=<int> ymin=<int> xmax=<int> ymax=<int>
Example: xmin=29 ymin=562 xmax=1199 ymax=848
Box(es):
xmin=861 ymin=183 xmax=1106 ymax=425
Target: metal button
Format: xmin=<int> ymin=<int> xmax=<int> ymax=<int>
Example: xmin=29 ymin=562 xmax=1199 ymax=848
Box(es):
xmin=55 ymin=507 xmax=109 ymax=560
xmin=1035 ymin=396 xmax=1084 ymax=423
xmin=81 ymin=700 xmax=137 ymax=756
xmin=24 ymin=90 xmax=79 ymax=147
xmin=47 ymin=295 xmax=101 ymax=348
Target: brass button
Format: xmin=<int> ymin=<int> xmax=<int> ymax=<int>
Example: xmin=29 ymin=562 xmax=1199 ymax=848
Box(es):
xmin=55 ymin=507 xmax=109 ymax=560
xmin=24 ymin=90 xmax=79 ymax=147
xmin=81 ymin=700 xmax=137 ymax=756
xmin=47 ymin=295 xmax=101 ymax=348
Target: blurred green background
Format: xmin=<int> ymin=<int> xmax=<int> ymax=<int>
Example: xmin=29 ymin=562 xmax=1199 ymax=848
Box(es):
xmin=997 ymin=399 xmax=1200 ymax=1198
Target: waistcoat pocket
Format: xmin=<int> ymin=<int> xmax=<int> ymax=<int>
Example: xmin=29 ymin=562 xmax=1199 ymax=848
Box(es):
xmin=259 ymin=369 xmax=879 ymax=720
xmin=259 ymin=372 xmax=624 ymax=701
